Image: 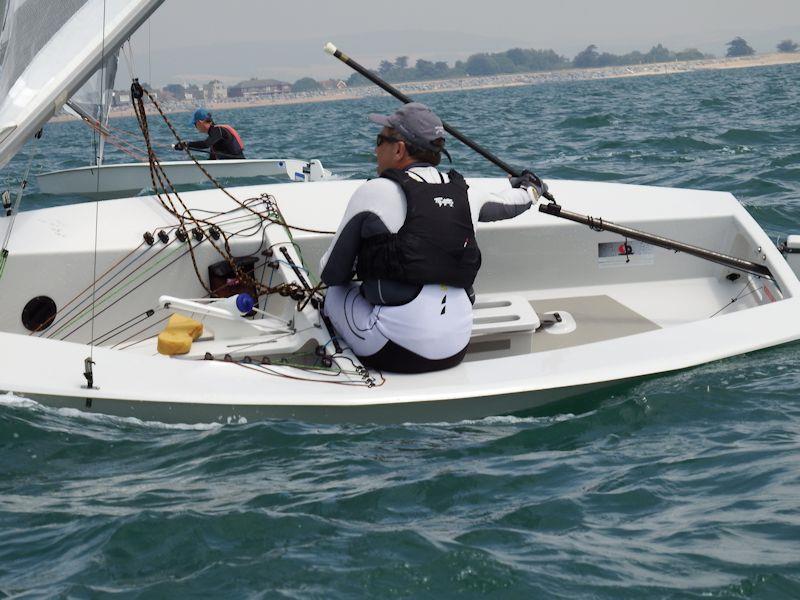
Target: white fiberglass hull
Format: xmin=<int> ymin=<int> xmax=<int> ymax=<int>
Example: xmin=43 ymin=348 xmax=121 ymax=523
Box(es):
xmin=2 ymin=294 xmax=799 ymax=424
xmin=1 ymin=177 xmax=799 ymax=423
xmin=36 ymin=158 xmax=330 ymax=199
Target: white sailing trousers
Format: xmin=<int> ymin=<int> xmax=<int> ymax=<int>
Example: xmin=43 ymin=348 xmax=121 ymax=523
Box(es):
xmin=323 ymin=283 xmax=472 ymax=360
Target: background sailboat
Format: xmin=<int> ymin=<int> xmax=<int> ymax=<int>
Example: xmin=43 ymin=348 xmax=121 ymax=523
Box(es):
xmin=0 ymin=0 xmax=329 ymax=199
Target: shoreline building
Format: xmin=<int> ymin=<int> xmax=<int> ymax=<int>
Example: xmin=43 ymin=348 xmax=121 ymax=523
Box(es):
xmin=320 ymin=79 xmax=348 ymax=91
xmin=227 ymin=78 xmax=292 ymax=98
xmin=184 ymin=84 xmax=202 ymax=101
xmin=163 ymin=83 xmax=187 ymax=100
xmin=204 ymin=80 xmax=226 ymax=101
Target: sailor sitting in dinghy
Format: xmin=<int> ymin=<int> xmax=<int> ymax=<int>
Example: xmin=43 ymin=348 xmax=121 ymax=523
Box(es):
xmin=321 ymin=103 xmax=544 ymax=373
xmin=174 ymin=108 xmax=246 ymax=160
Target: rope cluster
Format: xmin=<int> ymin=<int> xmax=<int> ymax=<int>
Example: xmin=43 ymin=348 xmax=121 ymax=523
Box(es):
xmin=130 ymin=79 xmax=330 ymax=304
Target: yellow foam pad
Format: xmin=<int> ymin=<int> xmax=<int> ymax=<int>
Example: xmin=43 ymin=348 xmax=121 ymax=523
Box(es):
xmin=166 ymin=314 xmax=203 ymax=340
xmin=157 ymin=314 xmax=204 ymax=355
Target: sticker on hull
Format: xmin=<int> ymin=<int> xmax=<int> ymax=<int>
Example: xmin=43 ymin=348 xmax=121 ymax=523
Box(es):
xmin=598 ymin=240 xmax=654 ymax=267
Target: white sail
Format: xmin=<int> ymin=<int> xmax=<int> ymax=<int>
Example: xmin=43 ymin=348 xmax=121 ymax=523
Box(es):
xmin=0 ymin=0 xmax=164 ymax=170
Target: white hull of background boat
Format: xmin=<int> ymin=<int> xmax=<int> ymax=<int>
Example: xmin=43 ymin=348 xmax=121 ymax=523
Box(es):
xmin=36 ymin=158 xmax=331 ymax=199
xmin=0 ymin=178 xmax=799 ymax=423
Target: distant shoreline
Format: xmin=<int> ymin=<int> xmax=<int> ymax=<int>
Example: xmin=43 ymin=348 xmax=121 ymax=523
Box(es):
xmin=53 ymin=52 xmax=800 ymax=123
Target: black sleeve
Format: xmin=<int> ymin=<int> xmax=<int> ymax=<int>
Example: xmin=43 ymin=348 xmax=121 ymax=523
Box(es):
xmin=478 ymin=199 xmax=533 ymax=222
xmin=186 ymin=126 xmax=223 ymax=150
xmin=320 ymin=212 xmax=370 ymax=285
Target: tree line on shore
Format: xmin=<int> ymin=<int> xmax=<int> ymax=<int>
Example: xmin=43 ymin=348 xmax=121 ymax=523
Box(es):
xmin=727 ymin=37 xmax=799 ymax=56
xmin=342 ymin=43 xmax=713 ymax=87
xmin=290 ymin=37 xmax=799 ymax=91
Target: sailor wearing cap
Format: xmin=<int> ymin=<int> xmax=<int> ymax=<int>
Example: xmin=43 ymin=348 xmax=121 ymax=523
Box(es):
xmin=174 ymin=108 xmax=246 ymax=160
xmin=321 ymin=102 xmax=543 ymax=373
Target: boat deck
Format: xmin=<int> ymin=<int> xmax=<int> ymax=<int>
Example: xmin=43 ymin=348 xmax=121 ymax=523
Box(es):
xmin=464 ymin=293 xmax=660 ymax=361
xmin=530 ymin=295 xmax=660 ymax=352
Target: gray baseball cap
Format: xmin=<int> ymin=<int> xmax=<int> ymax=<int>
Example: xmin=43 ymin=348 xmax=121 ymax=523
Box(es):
xmin=369 ymin=102 xmax=447 ymax=152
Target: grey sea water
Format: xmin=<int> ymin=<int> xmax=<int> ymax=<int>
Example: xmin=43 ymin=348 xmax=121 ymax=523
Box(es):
xmin=2 ymin=64 xmax=800 ymax=598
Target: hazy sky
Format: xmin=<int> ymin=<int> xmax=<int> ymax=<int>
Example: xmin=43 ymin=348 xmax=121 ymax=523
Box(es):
xmin=124 ymin=0 xmax=800 ymax=86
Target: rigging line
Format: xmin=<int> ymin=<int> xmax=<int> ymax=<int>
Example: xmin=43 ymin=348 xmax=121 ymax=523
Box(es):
xmin=78 ymin=117 xmax=147 ymax=161
xmin=218 ymin=206 xmax=275 ymax=228
xmin=55 ymin=240 xmax=188 ymax=340
xmin=120 ymin=44 xmax=132 ymax=79
xmin=92 ymin=308 xmax=156 ymax=346
xmin=708 ymin=283 xmax=765 ymax=319
xmin=114 ymin=313 xmax=171 ymax=351
xmin=130 ymin=94 xmax=316 ymax=302
xmin=148 ymin=19 xmax=152 ymax=86
xmin=334 ymin=355 xmax=385 ymax=387
xmin=105 ymin=121 xmax=148 ymax=141
xmin=88 ymin=0 xmax=108 ymax=363
xmin=0 ymin=135 xmax=39 ymax=280
xmin=50 ymin=241 xmax=183 ymax=336
xmin=142 ymin=88 xmax=335 ymax=235
xmin=55 ymin=234 xmax=281 ymax=343
xmin=232 ymin=360 xmax=375 ymax=387
xmin=261 ymin=266 xmax=275 ymax=312
xmin=131 ymin=102 xmax=221 ymax=293
xmin=141 ymin=155 xmax=293 ymax=299
xmin=258 ymin=359 xmax=356 ymax=377
xmin=122 ymin=39 xmax=137 ymax=81
xmin=179 ymin=201 xmax=265 ymax=220
xmin=79 ymin=113 xmax=147 ymax=144
xmin=193 ymin=212 xmax=269 ymax=239
xmin=223 ymin=328 xmax=300 ymax=350
xmin=101 ymin=135 xmax=146 ymax=161
xmin=42 ymin=240 xmax=160 ymax=336
xmin=50 ymin=240 xmax=181 ymax=339
xmin=168 ymin=196 xmax=276 ymax=243
xmin=281 ymin=220 xmax=319 ymax=287
xmin=91 ymin=113 xmax=98 ymax=166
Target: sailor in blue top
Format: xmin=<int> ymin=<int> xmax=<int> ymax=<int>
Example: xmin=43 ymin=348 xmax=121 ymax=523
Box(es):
xmin=174 ymin=108 xmax=245 ymax=160
xmin=321 ymin=103 xmax=545 ymax=373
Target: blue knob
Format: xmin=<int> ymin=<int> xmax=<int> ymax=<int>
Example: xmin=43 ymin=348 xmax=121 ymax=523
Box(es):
xmin=235 ymin=293 xmax=255 ymax=313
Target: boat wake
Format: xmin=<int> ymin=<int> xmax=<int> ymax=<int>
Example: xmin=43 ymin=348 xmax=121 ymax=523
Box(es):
xmin=0 ymin=392 xmax=232 ymax=431
xmin=414 ymin=412 xmax=580 ymax=428
xmin=0 ymin=389 xmax=580 ymax=433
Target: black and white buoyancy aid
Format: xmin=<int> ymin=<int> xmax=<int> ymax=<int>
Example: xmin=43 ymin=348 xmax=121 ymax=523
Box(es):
xmin=356 ymin=168 xmax=482 ymax=288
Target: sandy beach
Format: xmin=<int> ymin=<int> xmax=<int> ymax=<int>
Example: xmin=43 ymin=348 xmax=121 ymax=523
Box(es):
xmin=57 ymin=52 xmax=800 ymax=123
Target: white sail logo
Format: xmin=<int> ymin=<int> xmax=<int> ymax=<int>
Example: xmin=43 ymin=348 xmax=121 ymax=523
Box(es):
xmin=434 ymin=197 xmax=454 ymax=208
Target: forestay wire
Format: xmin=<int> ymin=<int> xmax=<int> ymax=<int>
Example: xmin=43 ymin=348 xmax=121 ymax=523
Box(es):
xmin=84 ymin=0 xmax=108 ymax=389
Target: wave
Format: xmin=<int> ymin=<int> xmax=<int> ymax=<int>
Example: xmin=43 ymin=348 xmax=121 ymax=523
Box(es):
xmin=545 ymin=165 xmax=628 ymax=181
xmin=0 ymin=392 xmax=227 ymax=431
xmin=699 ymin=97 xmax=732 ymax=109
xmin=770 ymin=152 xmax=800 ymax=168
xmin=719 ymin=128 xmax=781 ymax=144
xmin=640 ymin=135 xmax=721 ymax=152
xmin=557 ymin=113 xmax=616 ymax=129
